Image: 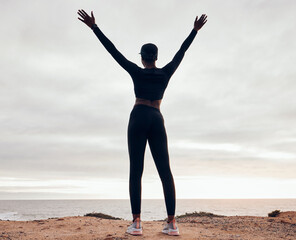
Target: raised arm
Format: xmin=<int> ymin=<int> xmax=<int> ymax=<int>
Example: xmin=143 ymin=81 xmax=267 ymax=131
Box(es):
xmin=163 ymin=14 xmax=207 ymax=77
xmin=77 ymin=9 xmax=138 ymax=74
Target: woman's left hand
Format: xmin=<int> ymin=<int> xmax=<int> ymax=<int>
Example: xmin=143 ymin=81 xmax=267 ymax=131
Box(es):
xmin=194 ymin=14 xmax=207 ymax=31
xmin=78 ymin=9 xmax=96 ymax=29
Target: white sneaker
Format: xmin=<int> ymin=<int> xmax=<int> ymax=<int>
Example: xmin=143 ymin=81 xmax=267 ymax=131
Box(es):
xmin=162 ymin=218 xmax=180 ymax=236
xmin=126 ymin=217 xmax=143 ymax=235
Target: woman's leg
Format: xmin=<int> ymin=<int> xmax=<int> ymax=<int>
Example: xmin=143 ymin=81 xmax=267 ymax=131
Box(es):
xmin=148 ymin=113 xmax=176 ymax=217
xmin=127 ymin=108 xmax=149 ymax=218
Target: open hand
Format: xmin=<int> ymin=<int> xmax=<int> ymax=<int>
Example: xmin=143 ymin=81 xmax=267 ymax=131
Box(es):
xmin=77 ymin=9 xmax=95 ymax=28
xmin=194 ymin=14 xmax=207 ymax=31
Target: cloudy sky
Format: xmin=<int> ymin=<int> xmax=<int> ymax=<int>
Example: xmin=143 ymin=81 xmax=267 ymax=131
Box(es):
xmin=1 ymin=0 xmax=296 ymax=199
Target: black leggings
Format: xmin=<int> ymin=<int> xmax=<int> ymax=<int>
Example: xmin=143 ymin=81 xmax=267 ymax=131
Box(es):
xmin=128 ymin=104 xmax=176 ymax=216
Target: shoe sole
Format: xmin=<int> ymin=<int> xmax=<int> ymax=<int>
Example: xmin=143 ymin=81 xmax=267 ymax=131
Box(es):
xmin=127 ymin=228 xmax=143 ymax=236
xmin=128 ymin=231 xmax=143 ymax=235
xmin=168 ymin=231 xmax=180 ymax=236
xmin=162 ymin=230 xmax=180 ymax=236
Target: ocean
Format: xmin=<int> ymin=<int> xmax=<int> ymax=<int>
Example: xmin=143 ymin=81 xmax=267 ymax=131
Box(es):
xmin=0 ymin=199 xmax=295 ymax=221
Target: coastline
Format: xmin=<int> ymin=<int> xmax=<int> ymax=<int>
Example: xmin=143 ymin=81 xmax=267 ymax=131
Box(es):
xmin=1 ymin=198 xmax=296 ymax=222
xmin=0 ymin=211 xmax=295 ymax=240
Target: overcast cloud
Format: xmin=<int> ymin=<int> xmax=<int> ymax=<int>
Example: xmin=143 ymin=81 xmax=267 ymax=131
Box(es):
xmin=1 ymin=0 xmax=296 ymax=199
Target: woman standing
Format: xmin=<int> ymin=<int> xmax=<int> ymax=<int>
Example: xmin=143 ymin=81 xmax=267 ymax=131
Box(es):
xmin=77 ymin=9 xmax=207 ymax=236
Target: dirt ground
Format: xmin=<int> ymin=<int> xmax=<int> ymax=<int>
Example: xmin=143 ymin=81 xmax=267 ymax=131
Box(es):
xmin=0 ymin=211 xmax=295 ymax=240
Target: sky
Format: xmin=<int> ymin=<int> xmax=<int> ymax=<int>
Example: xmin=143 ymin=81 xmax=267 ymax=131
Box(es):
xmin=1 ymin=0 xmax=296 ymax=200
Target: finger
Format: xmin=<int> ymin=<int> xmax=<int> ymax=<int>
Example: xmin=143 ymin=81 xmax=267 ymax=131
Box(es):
xmin=91 ymin=11 xmax=94 ymax=19
xmin=201 ymin=20 xmax=207 ymax=27
xmin=77 ymin=12 xmax=85 ymax=19
xmin=82 ymin=9 xmax=89 ymax=17
xmin=78 ymin=10 xmax=87 ymax=17
xmin=78 ymin=17 xmax=85 ymax=22
xmin=77 ymin=12 xmax=86 ymax=19
xmin=195 ymin=16 xmax=198 ymax=22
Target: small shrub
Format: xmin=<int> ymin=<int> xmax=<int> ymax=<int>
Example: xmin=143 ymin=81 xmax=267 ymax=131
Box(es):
xmin=84 ymin=212 xmax=122 ymax=220
xmin=268 ymin=210 xmax=281 ymax=217
xmin=176 ymin=211 xmax=224 ymax=219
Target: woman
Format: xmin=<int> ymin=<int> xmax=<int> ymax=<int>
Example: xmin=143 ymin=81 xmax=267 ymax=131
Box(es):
xmin=77 ymin=9 xmax=207 ymax=236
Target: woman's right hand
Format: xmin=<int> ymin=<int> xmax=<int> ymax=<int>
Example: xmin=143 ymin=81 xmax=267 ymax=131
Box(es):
xmin=194 ymin=14 xmax=207 ymax=31
xmin=78 ymin=9 xmax=96 ymax=29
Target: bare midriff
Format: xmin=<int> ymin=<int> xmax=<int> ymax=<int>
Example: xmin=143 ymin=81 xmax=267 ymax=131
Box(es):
xmin=135 ymin=98 xmax=162 ymax=109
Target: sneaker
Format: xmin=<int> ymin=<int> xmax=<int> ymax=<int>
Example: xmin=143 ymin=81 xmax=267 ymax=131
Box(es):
xmin=162 ymin=219 xmax=180 ymax=236
xmin=126 ymin=217 xmax=143 ymax=235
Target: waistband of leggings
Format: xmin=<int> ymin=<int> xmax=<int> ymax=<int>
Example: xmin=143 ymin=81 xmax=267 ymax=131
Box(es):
xmin=133 ymin=104 xmax=160 ymax=112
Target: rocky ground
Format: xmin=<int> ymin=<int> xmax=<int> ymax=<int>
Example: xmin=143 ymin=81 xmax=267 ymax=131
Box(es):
xmin=0 ymin=211 xmax=295 ymax=239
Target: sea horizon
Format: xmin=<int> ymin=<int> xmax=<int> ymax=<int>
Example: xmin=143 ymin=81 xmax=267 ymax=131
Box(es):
xmin=1 ymin=198 xmax=295 ymax=221
xmin=1 ymin=197 xmax=296 ymax=201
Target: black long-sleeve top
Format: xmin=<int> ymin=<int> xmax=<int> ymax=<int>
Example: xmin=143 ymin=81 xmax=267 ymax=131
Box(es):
xmin=93 ymin=25 xmax=197 ymax=101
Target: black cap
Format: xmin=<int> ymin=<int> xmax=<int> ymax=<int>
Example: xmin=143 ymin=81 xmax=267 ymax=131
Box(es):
xmin=140 ymin=43 xmax=158 ymax=61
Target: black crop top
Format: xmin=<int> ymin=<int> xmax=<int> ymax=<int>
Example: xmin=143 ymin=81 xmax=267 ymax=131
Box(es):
xmin=93 ymin=25 xmax=197 ymax=101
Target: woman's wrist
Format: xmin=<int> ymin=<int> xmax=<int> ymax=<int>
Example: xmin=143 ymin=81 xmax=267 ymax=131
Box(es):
xmin=91 ymin=23 xmax=97 ymax=30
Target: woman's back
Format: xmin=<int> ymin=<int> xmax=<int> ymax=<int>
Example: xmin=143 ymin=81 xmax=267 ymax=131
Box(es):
xmin=91 ymin=25 xmax=198 ymax=101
